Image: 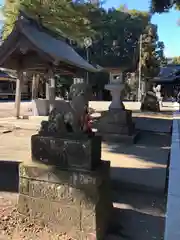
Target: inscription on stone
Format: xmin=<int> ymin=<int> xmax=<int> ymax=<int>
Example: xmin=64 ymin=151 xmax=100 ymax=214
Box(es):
xmin=31 ymin=135 xmax=101 ymax=171
xmin=71 ymin=173 xmax=96 ymax=186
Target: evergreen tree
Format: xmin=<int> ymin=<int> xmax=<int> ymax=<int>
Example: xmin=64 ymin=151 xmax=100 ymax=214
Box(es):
xmin=2 ymin=0 xmax=95 ymax=42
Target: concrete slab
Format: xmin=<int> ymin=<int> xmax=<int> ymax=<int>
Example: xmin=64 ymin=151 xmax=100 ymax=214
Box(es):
xmin=0 ymin=129 xmax=36 ymax=162
xmin=102 ymin=132 xmax=170 ymax=192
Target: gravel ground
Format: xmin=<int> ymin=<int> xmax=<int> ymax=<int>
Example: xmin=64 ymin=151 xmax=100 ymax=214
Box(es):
xmin=0 ymin=190 xmax=165 ymax=240
xmin=0 ymin=193 xmax=72 ymax=240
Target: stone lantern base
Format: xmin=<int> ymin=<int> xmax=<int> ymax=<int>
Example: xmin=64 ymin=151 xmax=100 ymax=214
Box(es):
xmin=97 ymin=108 xmax=139 ymax=144
xmin=96 ymin=76 xmax=140 ymax=144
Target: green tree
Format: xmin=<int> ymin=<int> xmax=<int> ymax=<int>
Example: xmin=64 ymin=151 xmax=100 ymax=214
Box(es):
xmin=150 ymin=0 xmax=180 ymax=13
xmin=141 ymin=24 xmax=166 ymax=78
xmin=88 ymin=8 xmax=164 ymax=77
xmin=2 ymin=0 xmax=95 ymax=42
xmin=88 ymin=8 xmax=150 ymax=69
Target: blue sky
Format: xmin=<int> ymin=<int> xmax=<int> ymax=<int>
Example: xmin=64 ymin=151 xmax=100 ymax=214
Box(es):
xmin=0 ymin=0 xmax=179 ymax=57
xmin=104 ymin=0 xmax=180 ymax=58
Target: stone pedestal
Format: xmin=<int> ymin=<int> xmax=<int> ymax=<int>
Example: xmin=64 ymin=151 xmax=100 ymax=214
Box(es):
xmin=98 ymin=109 xmax=138 ymax=143
xmin=18 ymin=132 xmax=112 ymax=239
xmin=18 ymin=161 xmax=112 ymax=240
xmin=31 ymin=134 xmax=102 ymax=171
xmin=98 ymin=81 xmax=139 ymax=143
xmin=105 ymin=83 xmax=124 ymax=110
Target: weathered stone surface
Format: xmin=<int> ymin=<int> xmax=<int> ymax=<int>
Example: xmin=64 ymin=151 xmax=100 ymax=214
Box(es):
xmin=98 ymin=109 xmax=135 ymax=136
xmin=19 ymin=161 xmax=109 ymax=188
xmin=141 ymin=91 xmax=160 ymax=112
xmin=18 ymin=160 xmax=112 ymax=240
xmin=19 ymin=177 xmax=29 ymax=195
xmin=39 ymin=83 xmax=92 ymax=134
xmin=97 ymin=108 xmax=139 ymax=143
xmin=18 ymin=194 xmax=81 ymax=230
xmin=19 ymin=177 xmax=100 ymax=206
xmin=31 ymin=134 xmax=101 ymax=170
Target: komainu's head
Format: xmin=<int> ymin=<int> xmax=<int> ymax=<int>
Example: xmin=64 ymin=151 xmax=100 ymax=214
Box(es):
xmin=68 ymin=83 xmax=92 ymax=101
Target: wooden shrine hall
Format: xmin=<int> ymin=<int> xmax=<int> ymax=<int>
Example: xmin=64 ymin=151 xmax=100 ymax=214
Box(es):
xmin=0 ymin=11 xmax=101 ymax=118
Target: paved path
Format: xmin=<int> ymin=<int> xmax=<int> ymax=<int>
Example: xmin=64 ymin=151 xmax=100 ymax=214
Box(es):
xmin=0 ymin=102 xmax=172 ymax=193
xmin=0 ymin=115 xmax=172 ymax=192
xmin=102 ymin=131 xmax=171 ymax=192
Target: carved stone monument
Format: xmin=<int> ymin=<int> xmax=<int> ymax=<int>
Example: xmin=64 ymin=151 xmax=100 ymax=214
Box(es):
xmin=97 ymin=72 xmax=138 ymax=143
xmin=18 ymin=83 xmax=112 ymax=240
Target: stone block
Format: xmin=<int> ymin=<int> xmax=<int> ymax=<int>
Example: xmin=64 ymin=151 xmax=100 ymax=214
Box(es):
xmin=19 ymin=177 xmax=29 ymax=195
xmin=98 ymin=109 xmax=135 ymax=136
xmin=18 ymin=161 xmax=112 ymax=240
xmin=31 ymin=134 xmax=101 ymax=171
xmin=18 ymin=194 xmax=81 ymax=232
xmin=96 ymin=108 xmax=140 ymax=143
xmin=19 ymin=162 xmax=108 ymax=189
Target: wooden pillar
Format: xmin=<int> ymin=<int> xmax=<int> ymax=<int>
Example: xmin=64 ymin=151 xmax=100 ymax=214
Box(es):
xmin=15 ymin=71 xmax=23 ymax=119
xmin=32 ymin=74 xmax=39 ymax=100
xmin=48 ymin=69 xmax=55 ymax=112
xmin=32 ymin=74 xmax=36 ymax=100
xmin=46 ymin=81 xmax=50 ymax=100
xmin=32 ymin=74 xmax=41 ymax=116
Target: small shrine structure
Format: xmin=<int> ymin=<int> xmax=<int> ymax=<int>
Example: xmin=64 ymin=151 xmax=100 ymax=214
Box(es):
xmin=0 ymin=11 xmax=101 ymax=117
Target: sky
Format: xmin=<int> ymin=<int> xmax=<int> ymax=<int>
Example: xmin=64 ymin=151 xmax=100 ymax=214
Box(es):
xmin=104 ymin=0 xmax=180 ymax=58
xmin=0 ymin=0 xmax=179 ymax=58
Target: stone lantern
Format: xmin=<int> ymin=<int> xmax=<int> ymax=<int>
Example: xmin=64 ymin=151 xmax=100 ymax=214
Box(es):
xmin=97 ymin=70 xmax=139 ymax=143
xmin=105 ymin=71 xmax=125 ymax=110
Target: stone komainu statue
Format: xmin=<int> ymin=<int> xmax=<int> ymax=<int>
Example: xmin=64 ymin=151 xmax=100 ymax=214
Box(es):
xmin=141 ymin=91 xmax=160 ymax=112
xmin=40 ymin=83 xmax=92 ymax=135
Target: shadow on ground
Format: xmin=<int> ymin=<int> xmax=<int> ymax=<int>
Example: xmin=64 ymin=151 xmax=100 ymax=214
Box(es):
xmin=133 ymin=110 xmax=173 ymax=115
xmin=133 ymin=116 xmax=172 ymax=133
xmin=109 ymin=202 xmax=164 ymax=240
xmin=103 ymin=131 xmax=171 ymax=167
xmin=107 ymin=188 xmax=165 ymax=239
xmin=111 ymin=166 xmax=168 ymax=194
xmin=0 ymin=161 xmax=19 ymax=192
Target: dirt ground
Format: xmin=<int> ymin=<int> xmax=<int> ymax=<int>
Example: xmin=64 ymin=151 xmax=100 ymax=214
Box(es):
xmin=0 ymin=193 xmax=72 ymax=240
xmin=0 ymin=190 xmax=165 ymax=240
